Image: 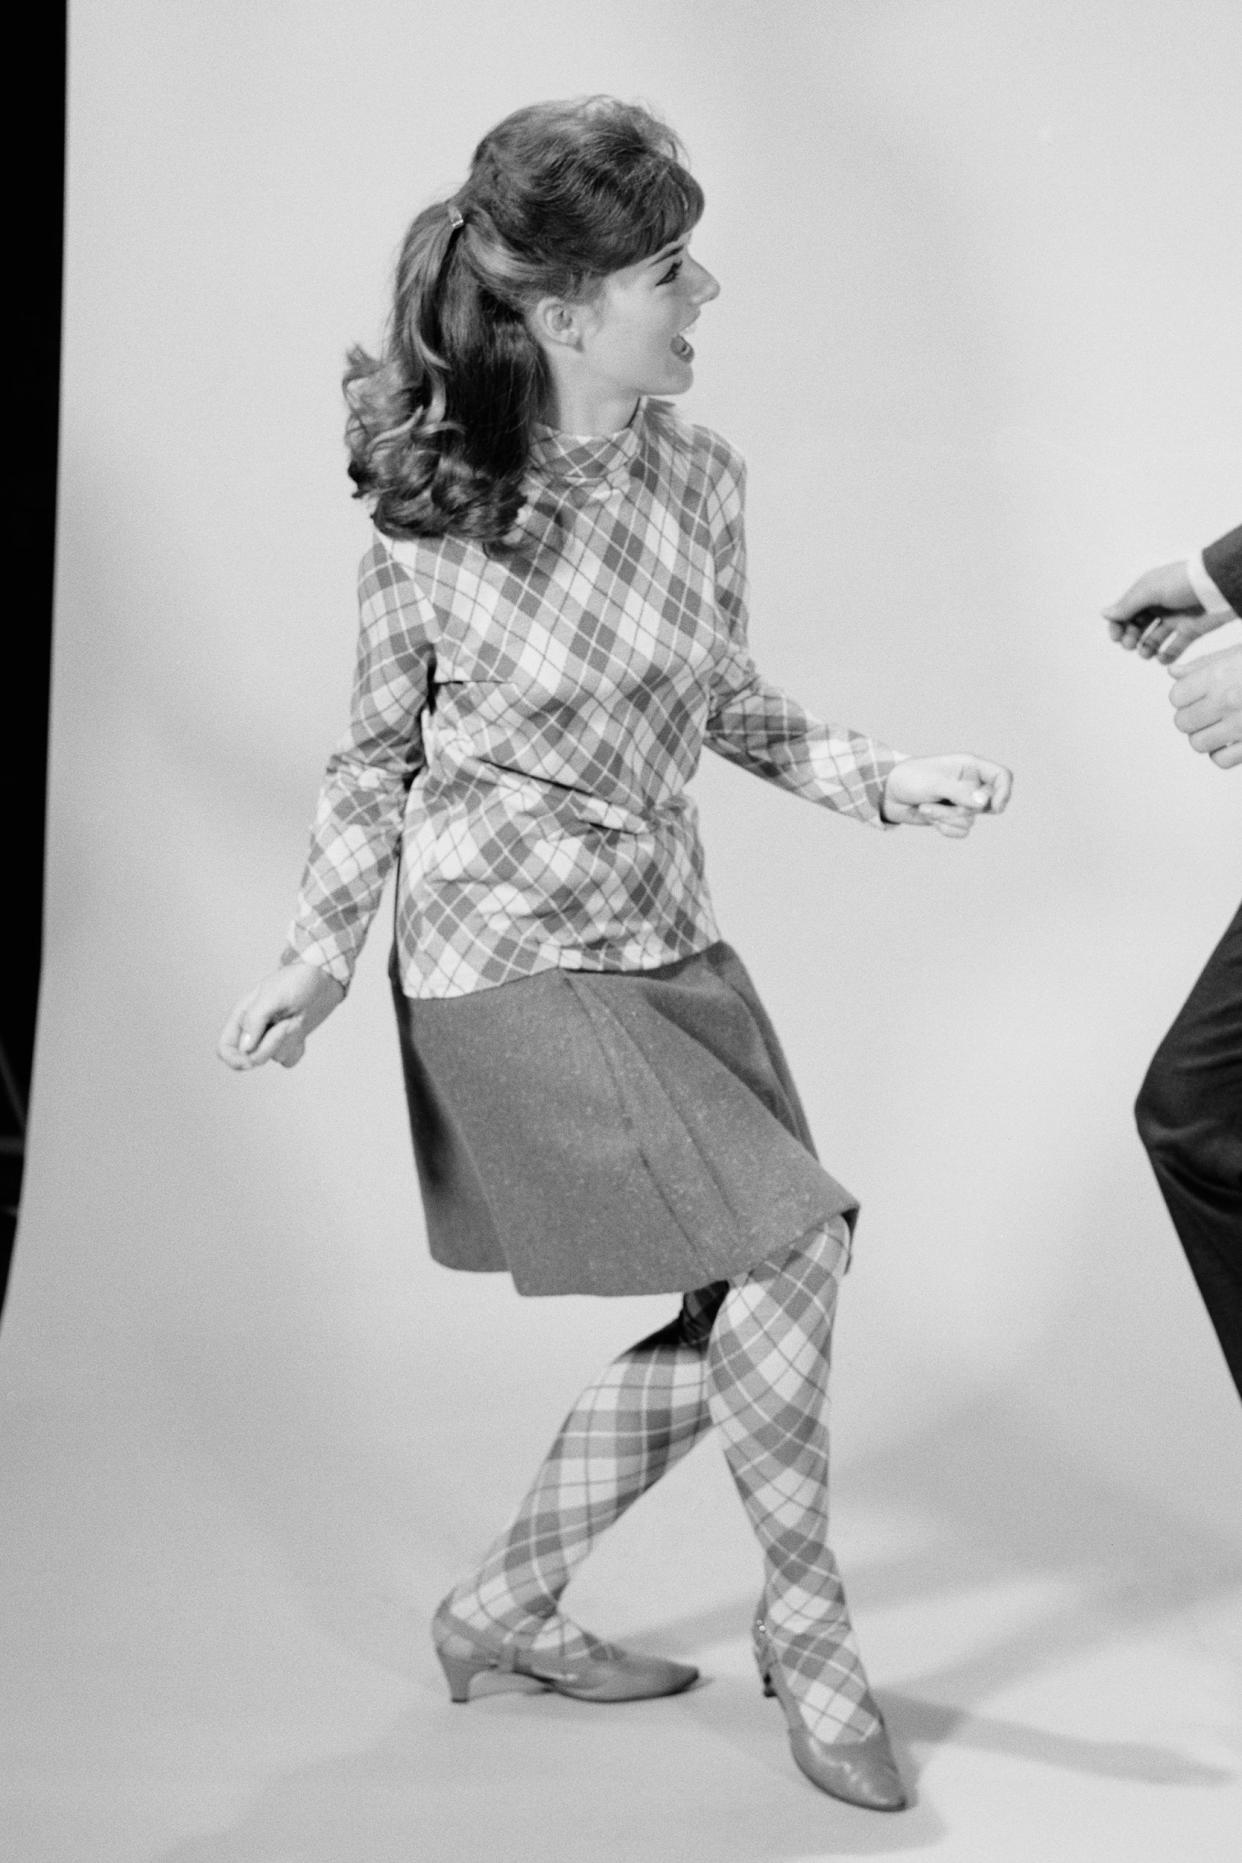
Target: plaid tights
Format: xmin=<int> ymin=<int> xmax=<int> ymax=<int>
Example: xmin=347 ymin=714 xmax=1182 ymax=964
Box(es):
xmin=445 ymin=1218 xmax=881 ymax=1743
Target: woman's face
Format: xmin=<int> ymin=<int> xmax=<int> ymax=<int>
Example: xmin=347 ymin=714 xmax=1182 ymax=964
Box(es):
xmin=575 ymin=238 xmax=720 ymax=404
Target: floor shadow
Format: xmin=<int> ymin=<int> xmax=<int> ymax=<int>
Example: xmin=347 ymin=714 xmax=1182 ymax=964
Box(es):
xmin=832 ymin=1387 xmax=1241 ymax=1729
xmin=149 ymin=1695 xmax=952 ymax=1863
xmin=615 ymin=1388 xmax=1242 ymax=1800
xmin=882 ymin=1691 xmax=1232 ymax=1788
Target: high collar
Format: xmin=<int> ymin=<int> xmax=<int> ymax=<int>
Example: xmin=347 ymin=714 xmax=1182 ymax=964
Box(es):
xmin=528 ymin=404 xmax=643 ymax=492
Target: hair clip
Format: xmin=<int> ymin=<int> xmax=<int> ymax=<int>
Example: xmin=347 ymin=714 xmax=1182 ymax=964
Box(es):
xmin=446 ymin=203 xmax=465 ymax=231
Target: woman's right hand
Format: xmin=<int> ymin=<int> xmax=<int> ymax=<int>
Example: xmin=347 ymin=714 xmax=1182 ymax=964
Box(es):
xmin=217 ymin=961 xmax=346 ymax=1071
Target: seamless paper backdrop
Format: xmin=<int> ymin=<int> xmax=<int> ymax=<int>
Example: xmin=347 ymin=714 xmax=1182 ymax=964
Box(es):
xmin=2 ymin=2 xmax=1240 ymax=1856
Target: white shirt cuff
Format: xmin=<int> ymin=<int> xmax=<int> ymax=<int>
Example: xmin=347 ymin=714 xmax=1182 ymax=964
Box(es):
xmin=1187 ymin=551 xmax=1236 ymax=616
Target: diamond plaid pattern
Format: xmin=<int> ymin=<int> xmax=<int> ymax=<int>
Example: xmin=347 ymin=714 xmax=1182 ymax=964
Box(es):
xmin=708 ymin=1220 xmax=882 ymax=1743
xmin=444 ymin=1229 xmax=880 ymax=1743
xmin=283 ymin=399 xmax=898 ymax=998
xmin=445 ymin=1288 xmax=725 ymax=1672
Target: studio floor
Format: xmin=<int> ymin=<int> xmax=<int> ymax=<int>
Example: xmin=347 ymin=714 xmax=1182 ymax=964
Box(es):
xmin=2 ymin=1347 xmax=1239 ymax=1863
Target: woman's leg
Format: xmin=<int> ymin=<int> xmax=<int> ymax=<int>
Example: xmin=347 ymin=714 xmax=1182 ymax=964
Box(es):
xmin=707 ymin=1218 xmax=882 ymax=1744
xmin=444 ymin=1282 xmax=725 ymax=1668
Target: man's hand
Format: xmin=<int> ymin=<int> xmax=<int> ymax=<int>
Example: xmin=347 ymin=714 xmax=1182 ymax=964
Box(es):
xmin=1102 ymin=559 xmax=1224 ymax=664
xmin=1167 ymin=644 xmax=1242 ymax=769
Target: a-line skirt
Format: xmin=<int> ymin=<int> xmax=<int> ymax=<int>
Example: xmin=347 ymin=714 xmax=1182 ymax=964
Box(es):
xmin=390 ymin=940 xmax=860 ymax=1297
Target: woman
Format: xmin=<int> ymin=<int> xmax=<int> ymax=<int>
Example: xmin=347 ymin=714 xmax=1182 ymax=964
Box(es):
xmin=219 ymin=96 xmax=1012 ymax=1810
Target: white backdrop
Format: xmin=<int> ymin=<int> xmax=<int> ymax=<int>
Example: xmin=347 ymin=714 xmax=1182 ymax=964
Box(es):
xmin=3 ymin=4 xmax=1240 ymax=1859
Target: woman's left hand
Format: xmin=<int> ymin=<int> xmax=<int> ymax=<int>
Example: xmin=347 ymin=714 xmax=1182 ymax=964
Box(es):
xmin=882 ymin=755 xmax=1013 ymax=838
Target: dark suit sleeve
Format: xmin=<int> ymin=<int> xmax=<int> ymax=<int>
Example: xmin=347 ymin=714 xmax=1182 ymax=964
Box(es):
xmin=1202 ymin=525 xmax=1242 ymax=613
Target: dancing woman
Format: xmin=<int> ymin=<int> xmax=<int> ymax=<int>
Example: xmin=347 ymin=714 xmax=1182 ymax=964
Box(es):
xmin=219 ymin=97 xmax=1012 ymax=1810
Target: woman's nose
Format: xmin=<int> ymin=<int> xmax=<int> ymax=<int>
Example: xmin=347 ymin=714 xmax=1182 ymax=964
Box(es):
xmin=689 ymin=259 xmax=720 ymax=304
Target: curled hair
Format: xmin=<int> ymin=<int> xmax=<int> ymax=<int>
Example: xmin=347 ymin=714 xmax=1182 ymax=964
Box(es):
xmin=344 ymin=97 xmax=704 ymax=543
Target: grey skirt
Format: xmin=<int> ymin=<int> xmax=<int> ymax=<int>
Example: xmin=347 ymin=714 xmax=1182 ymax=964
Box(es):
xmin=390 ymin=941 xmax=859 ymax=1297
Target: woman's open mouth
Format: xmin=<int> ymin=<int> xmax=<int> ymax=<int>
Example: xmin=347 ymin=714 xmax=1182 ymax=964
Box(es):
xmin=672 ymin=326 xmax=696 ymax=360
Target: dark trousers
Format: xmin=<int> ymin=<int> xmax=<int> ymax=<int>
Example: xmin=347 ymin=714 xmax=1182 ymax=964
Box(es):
xmin=1134 ymin=900 xmax=1242 ymax=1401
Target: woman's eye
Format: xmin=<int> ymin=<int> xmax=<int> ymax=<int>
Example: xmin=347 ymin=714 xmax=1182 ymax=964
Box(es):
xmin=659 ymin=260 xmax=684 ymax=285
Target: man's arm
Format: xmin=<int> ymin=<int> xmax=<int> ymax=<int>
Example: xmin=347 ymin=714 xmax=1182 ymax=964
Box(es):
xmin=1201 ymin=525 xmax=1242 ymax=615
xmin=1103 ymin=524 xmax=1241 ymax=665
xmin=1104 ymin=526 xmax=1241 ymax=769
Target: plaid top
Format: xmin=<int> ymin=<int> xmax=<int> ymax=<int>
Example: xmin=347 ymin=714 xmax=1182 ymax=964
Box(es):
xmin=284 ymin=398 xmax=899 ymax=998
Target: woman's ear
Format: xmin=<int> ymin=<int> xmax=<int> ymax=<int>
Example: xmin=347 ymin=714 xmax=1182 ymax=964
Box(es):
xmin=530 ymin=295 xmax=586 ymax=352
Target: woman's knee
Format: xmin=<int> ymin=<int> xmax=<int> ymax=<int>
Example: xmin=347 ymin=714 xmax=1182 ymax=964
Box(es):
xmin=776 ymin=1216 xmax=852 ymax=1295
xmin=709 ymin=1220 xmax=849 ymax=1354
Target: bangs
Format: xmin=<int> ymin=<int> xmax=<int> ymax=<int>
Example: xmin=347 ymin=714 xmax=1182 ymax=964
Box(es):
xmin=471 ymin=98 xmax=707 ymax=291
xmin=605 ymin=158 xmax=705 ymax=269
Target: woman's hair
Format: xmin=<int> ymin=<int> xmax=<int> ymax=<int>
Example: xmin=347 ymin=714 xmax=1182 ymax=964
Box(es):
xmin=344 ymin=97 xmax=704 ymax=544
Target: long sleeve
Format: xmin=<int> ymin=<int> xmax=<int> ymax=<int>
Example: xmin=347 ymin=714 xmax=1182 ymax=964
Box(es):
xmin=282 ymin=534 xmax=435 ymax=987
xmin=703 ymin=458 xmax=900 ymax=824
xmin=1200 ymin=524 xmax=1242 ymax=615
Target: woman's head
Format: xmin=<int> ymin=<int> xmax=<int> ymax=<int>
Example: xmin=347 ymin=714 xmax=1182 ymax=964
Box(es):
xmin=457 ymin=96 xmax=704 ymax=307
xmin=345 ymin=98 xmax=707 ymax=543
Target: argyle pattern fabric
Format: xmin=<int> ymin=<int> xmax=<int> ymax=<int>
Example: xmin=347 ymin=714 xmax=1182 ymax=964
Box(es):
xmin=444 ymin=1223 xmax=881 ymax=1745
xmin=708 ymin=1222 xmax=881 ymax=1743
xmin=283 ymin=398 xmax=899 ymax=998
xmin=444 ymin=1284 xmax=725 ymax=1671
